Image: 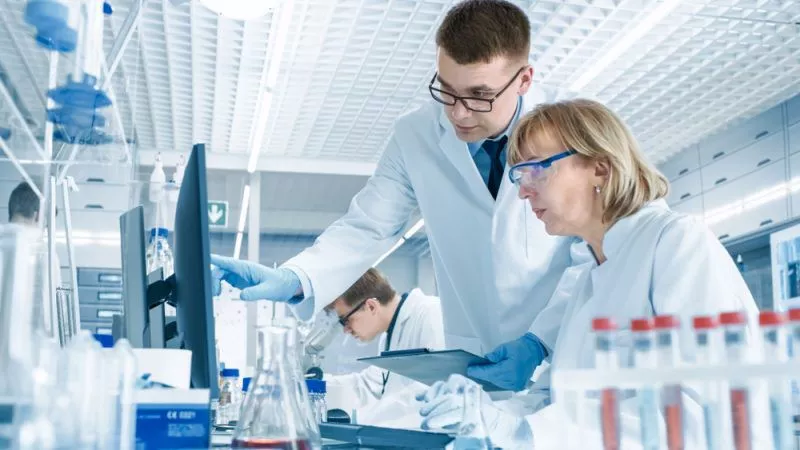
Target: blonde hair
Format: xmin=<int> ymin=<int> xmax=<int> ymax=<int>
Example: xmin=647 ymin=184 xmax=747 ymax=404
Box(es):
xmin=509 ymin=99 xmax=669 ymax=224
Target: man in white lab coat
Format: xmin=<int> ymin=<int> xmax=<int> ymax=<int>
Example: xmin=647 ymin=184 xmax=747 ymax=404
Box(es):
xmin=323 ymin=268 xmax=445 ymax=425
xmin=211 ymin=0 xmax=581 ymax=391
xmin=8 ymin=181 xmax=62 ymax=337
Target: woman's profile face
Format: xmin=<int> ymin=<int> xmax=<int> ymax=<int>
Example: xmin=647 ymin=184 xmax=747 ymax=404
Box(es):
xmin=514 ymin=132 xmax=599 ymax=237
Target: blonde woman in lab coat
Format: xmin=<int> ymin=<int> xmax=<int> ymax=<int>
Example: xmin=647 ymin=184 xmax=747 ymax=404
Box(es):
xmin=417 ymin=99 xmax=761 ymax=449
xmin=325 ymin=268 xmax=445 ymax=426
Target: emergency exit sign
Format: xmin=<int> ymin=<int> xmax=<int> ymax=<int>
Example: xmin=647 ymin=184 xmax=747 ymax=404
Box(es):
xmin=208 ymin=201 xmax=229 ymax=227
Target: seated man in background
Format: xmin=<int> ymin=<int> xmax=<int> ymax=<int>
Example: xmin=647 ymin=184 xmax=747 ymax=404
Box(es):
xmin=325 ymin=268 xmax=445 ymax=426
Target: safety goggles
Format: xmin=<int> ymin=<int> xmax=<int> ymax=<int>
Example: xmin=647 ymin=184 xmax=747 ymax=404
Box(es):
xmin=337 ymin=298 xmax=370 ymax=327
xmin=508 ymin=149 xmax=578 ymax=189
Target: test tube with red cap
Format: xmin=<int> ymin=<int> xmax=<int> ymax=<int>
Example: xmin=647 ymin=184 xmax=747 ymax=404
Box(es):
xmin=693 ymin=316 xmax=724 ymax=450
xmin=631 ymin=318 xmax=660 ymax=450
xmin=593 ymin=317 xmax=620 ymax=450
xmin=654 ymin=314 xmax=683 ymax=450
xmin=720 ymin=311 xmax=752 ymax=450
xmin=759 ymin=311 xmax=793 ymax=450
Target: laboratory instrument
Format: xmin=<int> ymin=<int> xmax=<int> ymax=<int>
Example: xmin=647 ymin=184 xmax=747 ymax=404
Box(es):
xmin=721 ymin=311 xmax=753 ymax=450
xmin=306 ymin=379 xmax=327 ymax=424
xmin=233 ymin=324 xmax=318 ymax=449
xmin=758 ymin=311 xmax=793 ymax=450
xmin=145 ymin=227 xmax=173 ymax=277
xmin=452 ymin=382 xmax=494 ymax=450
xmin=119 ymin=206 xmax=150 ymax=348
xmin=692 ymin=316 xmax=727 ymax=450
xmin=654 ymin=315 xmax=684 ymax=450
xmin=631 ymin=318 xmax=659 ymax=450
xmin=217 ymin=368 xmax=242 ymax=426
xmin=592 ymin=318 xmax=620 ymax=450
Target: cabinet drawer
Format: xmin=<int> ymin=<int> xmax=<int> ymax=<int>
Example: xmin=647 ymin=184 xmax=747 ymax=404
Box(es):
xmin=80 ymin=320 xmax=113 ymax=335
xmin=710 ymin=199 xmax=787 ymax=242
xmin=57 ymin=183 xmax=131 ymax=213
xmin=80 ymin=304 xmax=123 ymax=322
xmin=65 ymin=163 xmax=132 ymax=185
xmin=670 ymin=195 xmax=704 ymax=217
xmin=78 ymin=267 xmax=123 ymax=287
xmin=78 ymin=286 xmax=122 ymax=305
xmin=703 ymin=161 xmax=786 ymax=212
xmin=658 ymin=145 xmax=700 ymax=181
xmin=701 ymin=132 xmax=785 ymax=191
xmin=698 ymin=106 xmax=783 ymax=166
xmin=667 ymin=170 xmax=702 ymax=205
xmin=790 ymin=123 xmax=800 ymax=156
xmin=788 ymin=95 xmax=800 ymax=127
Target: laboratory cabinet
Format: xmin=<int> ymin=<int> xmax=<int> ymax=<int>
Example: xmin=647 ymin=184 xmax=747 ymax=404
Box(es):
xmin=670 ymin=195 xmax=704 ymax=217
xmin=666 ymin=169 xmax=702 ymax=204
xmin=658 ymin=94 xmax=800 ymax=243
xmin=789 ymin=123 xmax=800 ymax=155
xmin=76 ymin=267 xmax=123 ymax=334
xmin=659 ymin=145 xmax=700 ymax=181
xmin=788 ymin=95 xmax=800 ymax=127
xmin=700 ymin=132 xmax=785 ymax=191
xmin=697 ymin=105 xmax=783 ymax=167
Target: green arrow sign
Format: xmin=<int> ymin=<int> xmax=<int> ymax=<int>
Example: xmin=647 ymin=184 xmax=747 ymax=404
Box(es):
xmin=208 ymin=201 xmax=228 ymax=227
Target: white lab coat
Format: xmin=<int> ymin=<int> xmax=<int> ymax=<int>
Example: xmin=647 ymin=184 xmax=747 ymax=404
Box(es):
xmin=521 ymin=200 xmax=761 ymax=449
xmin=285 ymin=86 xmax=581 ymax=354
xmin=325 ymin=289 xmax=445 ymax=425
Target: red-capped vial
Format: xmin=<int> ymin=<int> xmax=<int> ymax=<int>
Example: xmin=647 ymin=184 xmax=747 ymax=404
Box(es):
xmin=692 ymin=315 xmax=724 ymax=450
xmin=593 ymin=317 xmax=619 ymax=450
xmin=654 ymin=315 xmax=683 ymax=450
xmin=720 ymin=310 xmax=753 ymax=450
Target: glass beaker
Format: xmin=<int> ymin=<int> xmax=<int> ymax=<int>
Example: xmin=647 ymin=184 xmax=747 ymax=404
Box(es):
xmin=453 ymin=384 xmax=494 ymax=450
xmin=233 ymin=325 xmax=317 ymax=449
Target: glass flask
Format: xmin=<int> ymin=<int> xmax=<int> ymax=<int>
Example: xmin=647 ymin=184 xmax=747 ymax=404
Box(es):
xmin=281 ymin=319 xmax=322 ymax=448
xmin=453 ymin=384 xmax=494 ymax=450
xmin=232 ymin=325 xmax=317 ymax=449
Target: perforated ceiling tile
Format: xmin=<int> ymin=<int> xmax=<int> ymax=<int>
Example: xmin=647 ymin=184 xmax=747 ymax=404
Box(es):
xmin=0 ymin=0 xmax=798 ymax=169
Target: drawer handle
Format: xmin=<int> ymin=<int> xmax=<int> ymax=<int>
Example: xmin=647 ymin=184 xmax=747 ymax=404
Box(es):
xmin=755 ymin=130 xmax=769 ymax=140
xmin=759 ymin=219 xmax=773 ymax=227
xmin=98 ymin=273 xmax=122 ymax=284
xmin=712 ymin=151 xmax=725 ymax=160
xmin=678 ymin=168 xmax=689 ymax=176
xmin=97 ymin=292 xmax=122 ymax=301
xmin=757 ymin=158 xmax=771 ymax=167
xmin=718 ymin=234 xmax=730 ymax=240
xmin=715 ymin=177 xmax=728 ymax=185
xmin=679 ymin=193 xmax=691 ymax=200
xmin=97 ymin=310 xmax=120 ymax=319
xmin=86 ymin=177 xmax=105 ymax=183
xmin=85 ymin=204 xmax=104 ymax=209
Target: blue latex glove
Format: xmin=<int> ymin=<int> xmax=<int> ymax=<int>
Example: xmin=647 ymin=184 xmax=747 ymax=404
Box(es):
xmin=210 ymin=254 xmax=302 ymax=302
xmin=466 ymin=332 xmax=547 ymax=392
xmin=416 ymin=374 xmax=533 ymax=447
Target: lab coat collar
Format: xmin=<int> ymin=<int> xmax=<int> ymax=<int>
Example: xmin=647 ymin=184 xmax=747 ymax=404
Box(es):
xmin=601 ymin=199 xmax=670 ymax=261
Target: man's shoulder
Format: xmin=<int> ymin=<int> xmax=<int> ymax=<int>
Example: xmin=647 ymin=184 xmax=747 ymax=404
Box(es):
xmin=394 ymin=99 xmax=441 ymax=131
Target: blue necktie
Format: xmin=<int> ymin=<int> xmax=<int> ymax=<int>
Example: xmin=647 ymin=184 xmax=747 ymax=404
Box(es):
xmin=483 ymin=136 xmax=508 ymax=200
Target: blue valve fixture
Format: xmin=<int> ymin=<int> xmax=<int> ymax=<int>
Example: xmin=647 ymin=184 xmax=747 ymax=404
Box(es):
xmin=54 ymin=127 xmax=114 ymax=146
xmin=24 ymin=0 xmax=77 ymax=52
xmin=48 ymin=105 xmax=107 ymax=130
xmin=48 ymin=74 xmax=112 ymax=110
xmin=0 ymin=128 xmax=10 ymax=141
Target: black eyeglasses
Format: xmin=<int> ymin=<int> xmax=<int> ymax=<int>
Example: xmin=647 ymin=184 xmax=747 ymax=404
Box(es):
xmin=428 ymin=66 xmax=526 ymax=113
xmin=338 ymin=298 xmax=370 ymax=327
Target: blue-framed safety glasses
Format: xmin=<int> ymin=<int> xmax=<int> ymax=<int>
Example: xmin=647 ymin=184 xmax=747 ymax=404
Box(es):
xmin=508 ymin=149 xmax=578 ymax=188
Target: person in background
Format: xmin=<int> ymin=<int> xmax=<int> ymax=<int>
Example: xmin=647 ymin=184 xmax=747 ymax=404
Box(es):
xmin=211 ymin=0 xmax=586 ymax=394
xmin=7 ymin=181 xmax=62 ymax=337
xmin=417 ymin=99 xmax=761 ymax=448
xmin=324 ymin=268 xmax=445 ymax=426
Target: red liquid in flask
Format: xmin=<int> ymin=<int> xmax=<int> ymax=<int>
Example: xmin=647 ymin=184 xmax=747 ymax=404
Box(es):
xmin=231 ymin=438 xmax=313 ymax=449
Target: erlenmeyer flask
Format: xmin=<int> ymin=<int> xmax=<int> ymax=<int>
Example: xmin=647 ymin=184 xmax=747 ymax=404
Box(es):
xmin=280 ymin=318 xmax=322 ymax=448
xmin=453 ymin=384 xmax=494 ymax=450
xmin=233 ymin=324 xmax=316 ymax=449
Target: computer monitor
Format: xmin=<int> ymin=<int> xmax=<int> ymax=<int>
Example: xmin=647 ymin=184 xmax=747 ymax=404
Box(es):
xmin=174 ymin=143 xmax=219 ymax=398
xmin=119 ymin=205 xmax=150 ymax=348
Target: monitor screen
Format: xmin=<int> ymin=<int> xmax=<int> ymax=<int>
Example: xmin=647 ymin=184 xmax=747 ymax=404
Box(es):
xmin=174 ymin=143 xmax=219 ymax=398
xmin=119 ymin=205 xmax=150 ymax=348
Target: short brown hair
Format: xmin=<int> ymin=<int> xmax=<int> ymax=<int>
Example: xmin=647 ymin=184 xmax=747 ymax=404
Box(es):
xmin=435 ymin=0 xmax=530 ymax=65
xmin=509 ymin=99 xmax=669 ymax=225
xmin=337 ymin=268 xmax=397 ymax=307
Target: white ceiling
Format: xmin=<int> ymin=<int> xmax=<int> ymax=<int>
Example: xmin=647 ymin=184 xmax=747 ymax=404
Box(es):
xmin=0 ymin=0 xmax=799 ymax=240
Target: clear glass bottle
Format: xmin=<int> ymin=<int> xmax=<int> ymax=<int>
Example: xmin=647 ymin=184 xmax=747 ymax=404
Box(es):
xmin=145 ymin=227 xmax=173 ymax=277
xmin=452 ymin=383 xmax=493 ymax=450
xmin=305 ymin=380 xmax=327 ymax=423
xmin=217 ymin=368 xmax=242 ymax=426
xmin=233 ymin=325 xmax=318 ymax=449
